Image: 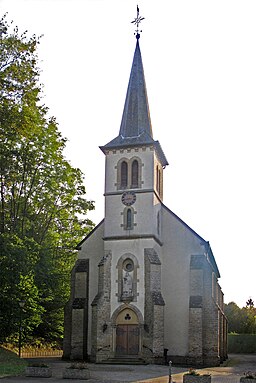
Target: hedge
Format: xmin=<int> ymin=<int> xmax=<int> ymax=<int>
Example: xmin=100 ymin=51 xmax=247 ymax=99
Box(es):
xmin=228 ymin=334 xmax=256 ymax=353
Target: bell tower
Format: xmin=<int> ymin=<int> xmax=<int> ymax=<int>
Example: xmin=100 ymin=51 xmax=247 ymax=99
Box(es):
xmin=94 ymin=8 xmax=168 ymax=363
xmin=100 ymin=34 xmax=168 ymax=242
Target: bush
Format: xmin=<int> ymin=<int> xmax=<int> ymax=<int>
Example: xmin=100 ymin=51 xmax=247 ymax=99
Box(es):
xmin=228 ymin=334 xmax=256 ymax=353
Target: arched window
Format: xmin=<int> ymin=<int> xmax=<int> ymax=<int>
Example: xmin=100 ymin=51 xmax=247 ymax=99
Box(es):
xmin=117 ymin=157 xmax=142 ymax=190
xmin=122 ymin=258 xmax=134 ymax=300
xmin=156 ymin=165 xmax=161 ymax=195
xmin=158 ymin=168 xmax=161 ymax=194
xmin=123 ymin=207 xmax=134 ymax=230
xmin=131 ymin=160 xmax=139 ymax=188
xmin=127 ymin=208 xmax=132 ymax=229
xmin=121 ymin=161 xmax=128 ymax=188
xmin=116 ymin=253 xmax=139 ymax=302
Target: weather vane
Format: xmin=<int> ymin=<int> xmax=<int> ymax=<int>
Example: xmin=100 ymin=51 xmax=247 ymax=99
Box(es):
xmin=131 ymin=5 xmax=145 ymax=40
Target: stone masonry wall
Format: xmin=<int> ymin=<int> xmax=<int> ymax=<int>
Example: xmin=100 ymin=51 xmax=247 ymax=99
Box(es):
xmin=144 ymin=248 xmax=165 ymax=363
xmin=202 ymin=258 xmax=220 ymax=366
xmin=63 ymin=259 xmax=89 ymax=360
xmin=189 ymin=254 xmax=221 ymax=367
xmin=91 ymin=251 xmax=112 ymax=362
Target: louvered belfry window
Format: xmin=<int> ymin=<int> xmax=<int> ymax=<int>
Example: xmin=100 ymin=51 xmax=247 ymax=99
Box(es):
xmin=131 ymin=160 xmax=138 ymax=188
xmin=121 ymin=161 xmax=128 ymax=188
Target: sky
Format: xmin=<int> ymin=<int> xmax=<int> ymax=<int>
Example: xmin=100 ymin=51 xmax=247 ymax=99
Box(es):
xmin=1 ymin=0 xmax=255 ymax=308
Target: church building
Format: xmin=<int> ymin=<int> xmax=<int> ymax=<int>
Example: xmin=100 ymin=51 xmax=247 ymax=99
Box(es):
xmin=63 ymin=12 xmax=227 ymax=367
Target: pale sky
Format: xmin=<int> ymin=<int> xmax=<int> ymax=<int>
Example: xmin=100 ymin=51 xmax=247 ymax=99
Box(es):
xmin=1 ymin=0 xmax=256 ymax=308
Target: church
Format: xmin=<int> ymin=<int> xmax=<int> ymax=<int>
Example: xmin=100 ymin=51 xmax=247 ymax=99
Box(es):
xmin=63 ymin=12 xmax=227 ymax=367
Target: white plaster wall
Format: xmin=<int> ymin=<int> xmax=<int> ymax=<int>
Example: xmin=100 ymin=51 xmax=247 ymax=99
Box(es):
xmin=104 ymin=146 xmax=155 ymax=193
xmin=161 ymin=207 xmax=206 ymax=356
xmin=104 ymin=193 xmax=161 ymax=238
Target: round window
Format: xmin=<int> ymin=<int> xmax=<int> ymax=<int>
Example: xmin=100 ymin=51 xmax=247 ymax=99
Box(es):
xmin=123 ymin=259 xmax=134 ymax=272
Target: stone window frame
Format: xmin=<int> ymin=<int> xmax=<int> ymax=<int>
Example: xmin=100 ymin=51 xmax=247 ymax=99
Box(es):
xmin=120 ymin=160 xmax=128 ymax=188
xmin=117 ymin=156 xmax=143 ymax=190
xmin=116 ymin=253 xmax=139 ymax=302
xmin=131 ymin=159 xmax=139 ymax=188
xmin=122 ymin=206 xmax=136 ymax=230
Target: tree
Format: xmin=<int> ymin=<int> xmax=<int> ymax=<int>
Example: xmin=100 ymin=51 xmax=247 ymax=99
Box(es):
xmin=224 ymin=299 xmax=256 ymax=334
xmin=243 ymin=299 xmax=256 ymax=334
xmin=0 ymin=234 xmax=43 ymax=341
xmin=224 ymin=302 xmax=247 ymax=333
xmin=0 ymin=14 xmax=94 ymax=344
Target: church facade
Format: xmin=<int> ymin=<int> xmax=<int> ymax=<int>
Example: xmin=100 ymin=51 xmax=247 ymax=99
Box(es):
xmin=63 ymin=33 xmax=227 ymax=367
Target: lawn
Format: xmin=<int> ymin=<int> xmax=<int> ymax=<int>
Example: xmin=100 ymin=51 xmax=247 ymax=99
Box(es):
xmin=0 ymin=347 xmax=27 ymax=377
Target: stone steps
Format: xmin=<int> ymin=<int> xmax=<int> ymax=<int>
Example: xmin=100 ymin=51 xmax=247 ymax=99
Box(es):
xmin=100 ymin=356 xmax=148 ymax=365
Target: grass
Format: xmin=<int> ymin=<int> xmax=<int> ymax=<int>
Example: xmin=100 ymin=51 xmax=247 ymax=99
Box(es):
xmin=0 ymin=347 xmax=27 ymax=377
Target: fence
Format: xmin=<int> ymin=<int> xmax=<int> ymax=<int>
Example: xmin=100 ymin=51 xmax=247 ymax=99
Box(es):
xmin=21 ymin=349 xmax=63 ymax=358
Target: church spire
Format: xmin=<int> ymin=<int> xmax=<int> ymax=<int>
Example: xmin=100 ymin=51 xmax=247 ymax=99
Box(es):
xmin=100 ymin=8 xmax=168 ymax=167
xmin=119 ymin=39 xmax=153 ymax=141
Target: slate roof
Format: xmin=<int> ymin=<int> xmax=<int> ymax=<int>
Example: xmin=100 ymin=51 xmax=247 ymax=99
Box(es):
xmin=100 ymin=40 xmax=168 ymax=167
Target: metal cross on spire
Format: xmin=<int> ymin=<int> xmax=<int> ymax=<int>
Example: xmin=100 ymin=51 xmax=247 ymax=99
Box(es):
xmin=131 ymin=5 xmax=145 ymax=40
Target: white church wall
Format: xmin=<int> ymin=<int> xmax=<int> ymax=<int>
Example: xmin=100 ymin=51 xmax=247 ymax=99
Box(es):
xmin=104 ymin=193 xmax=161 ymax=238
xmin=104 ymin=147 xmax=155 ymax=194
xmin=161 ymin=207 xmax=206 ymax=356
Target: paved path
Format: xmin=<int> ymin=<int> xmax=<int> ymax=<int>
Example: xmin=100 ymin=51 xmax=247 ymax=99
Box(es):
xmin=0 ymin=354 xmax=255 ymax=383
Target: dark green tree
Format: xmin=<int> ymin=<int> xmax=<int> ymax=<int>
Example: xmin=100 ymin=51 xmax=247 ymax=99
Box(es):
xmin=0 ymin=14 xmax=94 ymax=345
xmin=224 ymin=302 xmax=247 ymax=333
xmin=243 ymin=299 xmax=256 ymax=334
xmin=225 ymin=299 xmax=256 ymax=334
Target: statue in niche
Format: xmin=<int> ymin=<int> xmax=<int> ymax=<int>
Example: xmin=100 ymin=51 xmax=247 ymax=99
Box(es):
xmin=122 ymin=270 xmax=133 ymax=299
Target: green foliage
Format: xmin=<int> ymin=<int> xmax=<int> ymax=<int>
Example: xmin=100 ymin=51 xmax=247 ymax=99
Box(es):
xmin=224 ymin=300 xmax=256 ymax=334
xmin=228 ymin=334 xmax=256 ymax=353
xmin=0 ymin=14 xmax=94 ymax=345
xmin=0 ymin=234 xmax=44 ymax=341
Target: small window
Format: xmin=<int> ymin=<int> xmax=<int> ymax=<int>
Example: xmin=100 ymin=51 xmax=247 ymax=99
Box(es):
xmin=158 ymin=168 xmax=161 ymax=194
xmin=121 ymin=161 xmax=128 ymax=188
xmin=126 ymin=208 xmax=132 ymax=229
xmin=123 ymin=207 xmax=134 ymax=230
xmin=156 ymin=165 xmax=161 ymax=195
xmin=123 ymin=258 xmax=134 ymax=272
xmin=131 ymin=160 xmax=139 ymax=188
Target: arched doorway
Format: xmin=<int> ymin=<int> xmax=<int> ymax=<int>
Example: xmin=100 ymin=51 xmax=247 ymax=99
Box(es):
xmin=115 ymin=308 xmax=139 ymax=356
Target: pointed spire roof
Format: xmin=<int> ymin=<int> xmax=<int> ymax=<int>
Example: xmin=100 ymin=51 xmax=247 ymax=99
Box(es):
xmin=100 ymin=39 xmax=168 ymax=167
xmin=119 ymin=40 xmax=153 ymax=141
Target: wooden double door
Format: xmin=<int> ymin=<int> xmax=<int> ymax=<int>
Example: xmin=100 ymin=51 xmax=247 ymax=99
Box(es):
xmin=116 ymin=324 xmax=139 ymax=355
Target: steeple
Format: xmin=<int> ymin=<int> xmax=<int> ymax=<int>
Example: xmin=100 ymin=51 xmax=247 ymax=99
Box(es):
xmin=100 ymin=12 xmax=168 ymax=167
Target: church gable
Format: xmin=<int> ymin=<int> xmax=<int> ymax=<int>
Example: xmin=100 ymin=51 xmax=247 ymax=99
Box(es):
xmin=76 ymin=220 xmax=104 ymax=253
